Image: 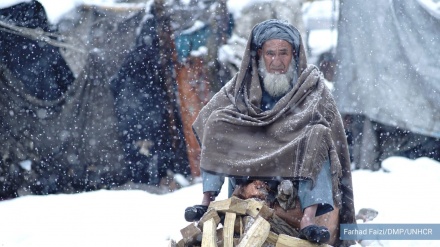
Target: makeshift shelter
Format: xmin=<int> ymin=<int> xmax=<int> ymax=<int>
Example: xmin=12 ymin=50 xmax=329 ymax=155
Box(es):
xmin=0 ymin=1 xmax=190 ymax=199
xmin=334 ymin=0 xmax=440 ymax=169
xmin=171 ymin=0 xmax=235 ymax=177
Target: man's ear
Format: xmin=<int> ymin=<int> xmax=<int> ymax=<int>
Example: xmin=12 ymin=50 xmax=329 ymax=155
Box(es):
xmin=257 ymin=49 xmax=262 ymax=57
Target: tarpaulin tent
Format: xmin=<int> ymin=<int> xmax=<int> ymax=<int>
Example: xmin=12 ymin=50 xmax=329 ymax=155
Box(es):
xmin=0 ymin=1 xmax=189 ymax=198
xmin=334 ymin=0 xmax=440 ymax=169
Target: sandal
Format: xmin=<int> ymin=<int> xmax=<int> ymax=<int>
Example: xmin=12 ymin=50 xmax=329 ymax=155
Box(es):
xmin=298 ymin=225 xmax=330 ymax=243
xmin=184 ymin=205 xmax=208 ymax=222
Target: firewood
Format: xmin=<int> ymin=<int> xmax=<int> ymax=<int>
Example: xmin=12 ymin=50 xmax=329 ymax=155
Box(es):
xmin=236 ymin=216 xmax=271 ymax=247
xmin=209 ymin=196 xmax=248 ymax=215
xmin=245 ymin=198 xmax=274 ymax=219
xmin=223 ymin=212 xmax=236 ymax=247
xmin=267 ymin=214 xmax=299 ymax=236
xmin=216 ymin=228 xmax=224 ymax=246
xmin=234 ymin=238 xmax=241 ymax=245
xmin=275 ymin=234 xmax=332 ymax=247
xmin=202 ymin=218 xmax=218 ymax=247
xmin=234 ymin=215 xmax=243 ymax=236
xmin=180 ymin=223 xmax=202 ymax=245
xmin=198 ymin=208 xmax=221 ymax=228
xmin=177 ymin=198 xmax=335 ymax=247
xmin=242 ymin=215 xmax=255 ymax=233
xmin=265 ymin=231 xmax=279 ymax=246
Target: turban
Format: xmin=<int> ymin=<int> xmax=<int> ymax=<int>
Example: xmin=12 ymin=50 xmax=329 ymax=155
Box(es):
xmin=251 ymin=19 xmax=300 ymax=55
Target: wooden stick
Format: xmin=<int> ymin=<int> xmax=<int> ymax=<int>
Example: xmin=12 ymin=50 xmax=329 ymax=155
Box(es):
xmin=223 ymin=212 xmax=237 ymax=247
xmin=198 ymin=208 xmax=221 ymax=229
xmin=275 ymin=234 xmax=333 ymax=247
xmin=209 ymin=196 xmax=248 ymax=215
xmin=202 ymin=218 xmax=218 ymax=247
xmin=237 ymin=216 xmax=270 ymax=247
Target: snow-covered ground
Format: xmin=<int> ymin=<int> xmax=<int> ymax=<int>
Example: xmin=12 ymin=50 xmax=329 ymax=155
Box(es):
xmin=0 ymin=156 xmax=439 ymax=247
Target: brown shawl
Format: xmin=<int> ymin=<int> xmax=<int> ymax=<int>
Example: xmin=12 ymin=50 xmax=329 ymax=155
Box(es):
xmin=193 ymin=23 xmax=355 ymax=227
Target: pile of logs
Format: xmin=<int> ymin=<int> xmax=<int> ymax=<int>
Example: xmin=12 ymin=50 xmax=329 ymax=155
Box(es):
xmin=171 ymin=196 xmax=332 ymax=247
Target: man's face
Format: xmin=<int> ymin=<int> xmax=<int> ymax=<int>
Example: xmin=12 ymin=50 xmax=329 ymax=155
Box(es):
xmin=258 ymin=39 xmax=294 ymax=74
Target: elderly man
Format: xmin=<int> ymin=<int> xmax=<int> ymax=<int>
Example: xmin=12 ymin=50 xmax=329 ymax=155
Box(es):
xmin=185 ymin=19 xmax=355 ymax=246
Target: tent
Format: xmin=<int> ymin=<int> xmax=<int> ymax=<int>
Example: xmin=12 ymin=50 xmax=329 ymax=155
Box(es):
xmin=0 ymin=1 xmax=189 ymax=199
xmin=334 ymin=0 xmax=440 ymax=169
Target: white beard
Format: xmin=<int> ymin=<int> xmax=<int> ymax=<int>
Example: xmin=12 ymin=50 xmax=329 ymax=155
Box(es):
xmin=258 ymin=58 xmax=297 ymax=98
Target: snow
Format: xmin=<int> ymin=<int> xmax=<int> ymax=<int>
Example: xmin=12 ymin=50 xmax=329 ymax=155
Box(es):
xmin=227 ymin=0 xmax=270 ymax=19
xmin=0 ymin=0 xmax=32 ymax=10
xmin=0 ymin=0 xmax=261 ymax=24
xmin=17 ymin=0 xmax=256 ymax=23
xmin=0 ymin=176 xmax=227 ymax=247
xmin=0 ymin=0 xmax=135 ymax=24
xmin=1 ymin=1 xmax=439 ymax=246
xmin=307 ymin=29 xmax=338 ymax=60
xmin=180 ymin=20 xmax=206 ymax=35
xmin=0 ymin=157 xmax=439 ymax=247
xmin=417 ymin=0 xmax=440 ymax=19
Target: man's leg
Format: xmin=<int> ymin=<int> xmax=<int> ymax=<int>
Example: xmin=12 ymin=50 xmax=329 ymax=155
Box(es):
xmin=298 ymin=160 xmax=334 ymax=217
xmin=185 ymin=171 xmax=225 ymax=222
xmin=297 ymin=160 xmax=333 ymax=243
xmin=300 ymin=204 xmax=318 ymax=229
xmin=201 ymin=170 xmax=225 ymax=205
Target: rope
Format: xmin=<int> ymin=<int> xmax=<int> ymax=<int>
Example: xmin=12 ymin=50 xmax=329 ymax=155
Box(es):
xmin=0 ymin=20 xmax=86 ymax=54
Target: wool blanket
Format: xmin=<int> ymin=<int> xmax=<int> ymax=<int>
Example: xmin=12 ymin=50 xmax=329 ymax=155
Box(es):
xmin=193 ymin=22 xmax=354 ymax=221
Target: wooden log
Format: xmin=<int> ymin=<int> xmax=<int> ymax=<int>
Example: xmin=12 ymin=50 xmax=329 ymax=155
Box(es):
xmin=267 ymin=214 xmax=299 ymax=237
xmin=216 ymin=228 xmax=224 ymax=247
xmin=272 ymin=200 xmax=340 ymax=246
xmin=209 ymin=196 xmax=248 ymax=215
xmin=234 ymin=238 xmax=241 ymax=246
xmin=198 ymin=208 xmax=221 ymax=229
xmin=223 ymin=212 xmax=237 ymax=247
xmin=202 ymin=218 xmax=218 ymax=247
xmin=242 ymin=216 xmax=255 ymax=234
xmin=234 ymin=215 xmax=243 ymax=236
xmin=180 ymin=223 xmax=202 ymax=245
xmin=237 ymin=216 xmax=271 ymax=247
xmin=245 ymin=198 xmax=274 ymax=219
xmin=265 ymin=231 xmax=279 ymax=246
xmin=275 ymin=234 xmax=333 ymax=247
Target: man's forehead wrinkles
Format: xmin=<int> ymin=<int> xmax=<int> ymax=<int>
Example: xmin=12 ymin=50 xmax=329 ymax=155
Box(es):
xmin=265 ymin=47 xmax=290 ymax=51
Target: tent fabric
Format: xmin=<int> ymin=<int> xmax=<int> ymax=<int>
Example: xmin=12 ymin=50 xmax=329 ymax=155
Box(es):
xmin=0 ymin=53 xmax=126 ymax=195
xmin=0 ymin=1 xmax=189 ymax=198
xmin=109 ymin=9 xmax=190 ymax=185
xmin=334 ymin=0 xmax=440 ymax=138
xmin=0 ymin=1 xmax=75 ymax=100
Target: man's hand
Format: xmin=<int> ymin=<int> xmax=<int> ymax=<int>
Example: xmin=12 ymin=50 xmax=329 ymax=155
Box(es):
xmin=276 ymin=180 xmax=296 ymax=210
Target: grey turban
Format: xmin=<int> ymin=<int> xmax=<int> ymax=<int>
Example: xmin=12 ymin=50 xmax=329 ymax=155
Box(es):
xmin=252 ymin=19 xmax=300 ymax=55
